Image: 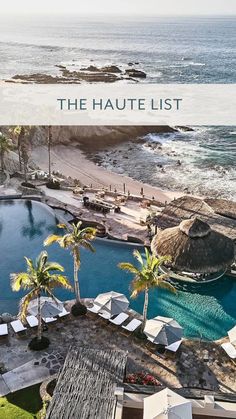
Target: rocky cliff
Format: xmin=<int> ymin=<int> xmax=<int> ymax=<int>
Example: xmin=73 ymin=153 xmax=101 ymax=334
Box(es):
xmin=32 ymin=125 xmax=177 ymax=152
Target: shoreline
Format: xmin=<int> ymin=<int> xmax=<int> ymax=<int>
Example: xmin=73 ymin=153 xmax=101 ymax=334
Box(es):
xmin=31 ymin=145 xmax=184 ymax=203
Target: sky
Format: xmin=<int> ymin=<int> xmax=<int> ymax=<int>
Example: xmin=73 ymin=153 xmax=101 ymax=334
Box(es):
xmin=1 ymin=0 xmax=236 ymax=15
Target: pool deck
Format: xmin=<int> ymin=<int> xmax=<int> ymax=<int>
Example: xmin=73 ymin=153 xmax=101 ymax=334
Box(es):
xmin=0 ymin=300 xmax=235 ymax=398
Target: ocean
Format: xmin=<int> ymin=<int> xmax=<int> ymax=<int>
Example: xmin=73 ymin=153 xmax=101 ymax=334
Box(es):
xmin=0 ymin=14 xmax=235 ymax=199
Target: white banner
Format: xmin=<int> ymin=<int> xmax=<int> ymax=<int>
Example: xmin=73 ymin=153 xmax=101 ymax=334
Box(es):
xmin=0 ymin=83 xmax=235 ymax=125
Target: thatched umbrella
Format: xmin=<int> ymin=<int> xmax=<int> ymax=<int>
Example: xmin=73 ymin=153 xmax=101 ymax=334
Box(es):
xmin=151 ymin=217 xmax=235 ymax=274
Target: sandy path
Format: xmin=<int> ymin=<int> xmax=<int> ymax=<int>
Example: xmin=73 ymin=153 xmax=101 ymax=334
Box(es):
xmin=32 ymin=145 xmax=183 ymax=203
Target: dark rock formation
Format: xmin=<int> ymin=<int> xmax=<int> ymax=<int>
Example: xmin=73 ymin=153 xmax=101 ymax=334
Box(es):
xmin=125 ymin=69 xmax=147 ymax=78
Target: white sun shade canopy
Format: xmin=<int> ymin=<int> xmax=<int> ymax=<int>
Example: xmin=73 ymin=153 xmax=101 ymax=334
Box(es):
xmin=144 ymin=388 xmax=192 ymax=419
xmin=94 ymin=291 xmax=129 ymax=316
xmin=228 ymin=325 xmax=236 ymax=345
xmin=144 ymin=316 xmax=183 ymax=346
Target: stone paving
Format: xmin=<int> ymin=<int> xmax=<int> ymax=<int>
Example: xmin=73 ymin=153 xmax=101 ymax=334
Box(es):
xmin=0 ymin=305 xmax=235 ymax=396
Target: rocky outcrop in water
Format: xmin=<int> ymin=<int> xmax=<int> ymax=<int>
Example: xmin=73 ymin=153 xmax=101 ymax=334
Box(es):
xmin=125 ymin=69 xmax=147 ymax=78
xmin=8 ymin=63 xmax=146 ymax=84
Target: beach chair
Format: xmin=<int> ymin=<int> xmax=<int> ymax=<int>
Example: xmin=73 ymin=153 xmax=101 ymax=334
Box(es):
xmin=58 ymin=307 xmax=70 ymax=318
xmin=99 ymin=311 xmax=112 ymax=320
xmin=0 ymin=324 xmax=8 ymax=337
xmin=87 ymin=304 xmax=101 ymax=314
xmin=122 ymin=318 xmax=142 ymax=333
xmin=26 ymin=315 xmax=39 ymax=328
xmin=43 ymin=317 xmax=57 ymax=324
xmin=109 ymin=312 xmax=129 ymax=326
xmin=10 ymin=319 xmax=27 ymax=333
xmin=221 ymin=342 xmax=236 ymax=359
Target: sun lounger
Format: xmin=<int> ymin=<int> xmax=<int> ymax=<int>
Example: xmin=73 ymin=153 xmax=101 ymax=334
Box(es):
xmin=109 ymin=312 xmax=129 ymax=326
xmin=10 ymin=320 xmax=27 ymax=333
xmin=58 ymin=307 xmax=70 ymax=318
xmin=26 ymin=315 xmax=39 ymax=328
xmin=87 ymin=304 xmax=101 ymax=314
xmin=99 ymin=311 xmax=112 ymax=320
xmin=0 ymin=324 xmax=8 ymax=337
xmin=221 ymin=342 xmax=236 ymax=359
xmin=43 ymin=317 xmax=57 ymax=324
xmin=122 ymin=318 xmax=142 ymax=333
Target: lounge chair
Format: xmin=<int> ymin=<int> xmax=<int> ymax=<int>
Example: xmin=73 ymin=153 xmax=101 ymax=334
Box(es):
xmin=221 ymin=342 xmax=236 ymax=359
xmin=58 ymin=307 xmax=70 ymax=318
xmin=98 ymin=311 xmax=112 ymax=320
xmin=10 ymin=320 xmax=27 ymax=333
xmin=26 ymin=315 xmax=39 ymax=328
xmin=122 ymin=318 xmax=142 ymax=333
xmin=43 ymin=317 xmax=57 ymax=324
xmin=109 ymin=312 xmax=129 ymax=326
xmin=87 ymin=304 xmax=101 ymax=314
xmin=0 ymin=324 xmax=8 ymax=337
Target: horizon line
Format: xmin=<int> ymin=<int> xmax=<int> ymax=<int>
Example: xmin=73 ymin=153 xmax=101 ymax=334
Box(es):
xmin=1 ymin=12 xmax=236 ymax=17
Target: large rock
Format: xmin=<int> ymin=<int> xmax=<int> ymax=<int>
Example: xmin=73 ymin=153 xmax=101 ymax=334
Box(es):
xmin=125 ymin=69 xmax=147 ymax=78
xmin=101 ymin=65 xmax=122 ymax=74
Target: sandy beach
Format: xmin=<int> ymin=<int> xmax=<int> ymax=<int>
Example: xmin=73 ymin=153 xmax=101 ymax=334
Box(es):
xmin=32 ymin=145 xmax=183 ymax=203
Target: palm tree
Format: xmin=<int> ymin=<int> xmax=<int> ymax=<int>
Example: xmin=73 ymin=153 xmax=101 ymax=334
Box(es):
xmin=11 ymin=251 xmax=72 ymax=346
xmin=0 ymin=132 xmax=12 ymax=171
xmin=9 ymin=126 xmax=31 ymax=172
xmin=118 ymin=248 xmax=176 ymax=330
xmin=44 ymin=222 xmax=97 ymax=304
xmin=48 ymin=125 xmax=52 ymax=179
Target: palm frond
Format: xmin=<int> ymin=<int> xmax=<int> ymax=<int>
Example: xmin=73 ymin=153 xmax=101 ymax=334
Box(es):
xmin=133 ymin=249 xmax=144 ymax=266
xmin=44 ymin=234 xmax=62 ymax=246
xmin=118 ymin=262 xmax=140 ymax=274
xmin=57 ymin=223 xmax=68 ymax=230
xmin=49 ymin=275 xmax=72 ymax=290
xmin=155 ymin=279 xmax=177 ymax=294
xmin=80 ymin=240 xmax=95 ymax=253
xmin=36 ymin=251 xmax=48 ymax=271
xmin=44 ymin=262 xmax=65 ymax=273
xmin=11 ymin=272 xmax=31 ymax=291
xmin=24 ymin=256 xmax=35 ymax=273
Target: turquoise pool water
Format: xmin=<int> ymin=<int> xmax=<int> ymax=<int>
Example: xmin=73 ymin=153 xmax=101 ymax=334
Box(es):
xmin=0 ymin=199 xmax=235 ymax=340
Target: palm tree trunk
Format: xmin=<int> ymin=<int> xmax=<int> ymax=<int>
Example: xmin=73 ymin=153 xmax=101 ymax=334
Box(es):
xmin=37 ymin=293 xmax=42 ymax=341
xmin=48 ymin=126 xmax=52 ymax=179
xmin=18 ymin=127 xmax=25 ymax=172
xmin=142 ymin=288 xmax=149 ymax=330
xmin=73 ymin=254 xmax=81 ymax=303
xmin=0 ymin=151 xmax=4 ymax=171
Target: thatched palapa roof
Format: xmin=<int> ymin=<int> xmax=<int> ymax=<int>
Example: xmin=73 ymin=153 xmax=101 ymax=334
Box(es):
xmin=46 ymin=347 xmax=127 ymax=419
xmin=151 ymin=217 xmax=235 ymax=274
xmin=152 ymin=196 xmax=236 ymax=243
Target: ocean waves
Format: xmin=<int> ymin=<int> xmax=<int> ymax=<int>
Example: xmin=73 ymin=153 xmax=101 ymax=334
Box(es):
xmin=95 ymin=127 xmax=236 ymax=201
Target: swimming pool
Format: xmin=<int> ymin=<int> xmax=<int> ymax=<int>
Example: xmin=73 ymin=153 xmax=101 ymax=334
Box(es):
xmin=0 ymin=199 xmax=235 ymax=341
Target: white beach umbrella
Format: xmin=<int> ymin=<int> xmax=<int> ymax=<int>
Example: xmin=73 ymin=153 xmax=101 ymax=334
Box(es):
xmin=144 ymin=388 xmax=192 ymax=419
xmin=28 ymin=297 xmax=63 ymax=318
xmin=144 ymin=316 xmax=183 ymax=346
xmin=94 ymin=291 xmax=129 ymax=316
xmin=228 ymin=325 xmax=236 ymax=345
